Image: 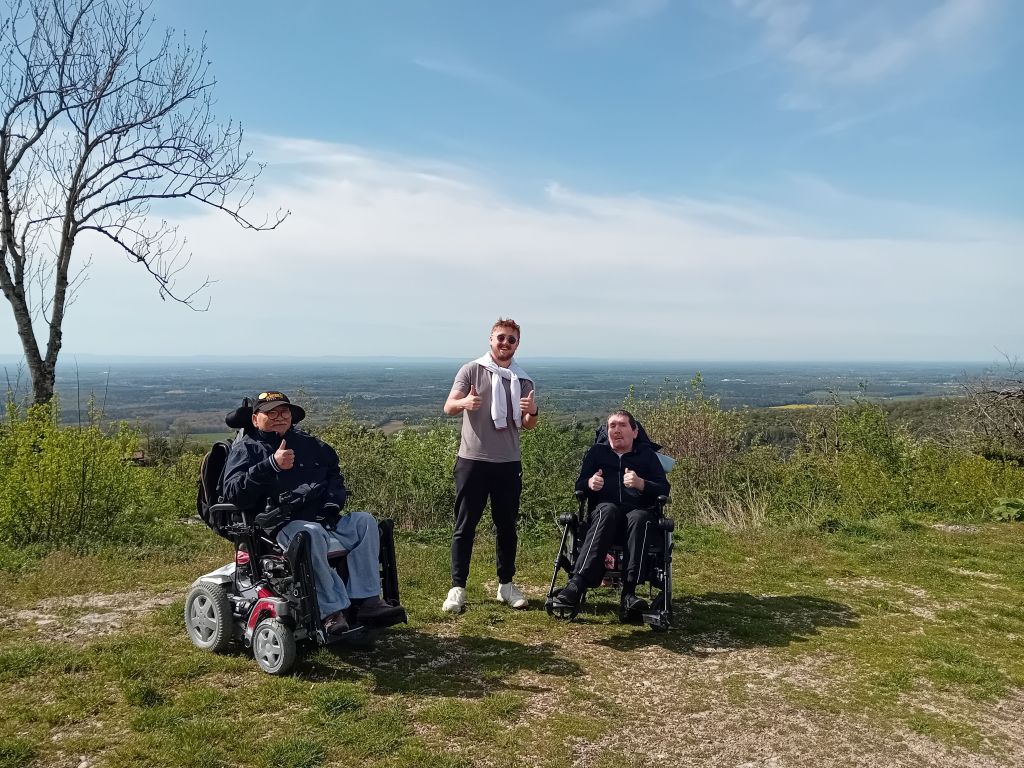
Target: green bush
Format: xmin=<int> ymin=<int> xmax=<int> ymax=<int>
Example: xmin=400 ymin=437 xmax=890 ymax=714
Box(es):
xmin=315 ymin=407 xmax=589 ymax=530
xmin=0 ymin=400 xmax=204 ymax=556
xmin=911 ymin=444 xmax=1024 ymax=521
xmin=619 ymin=385 xmax=1024 ymax=529
xmin=521 ymin=420 xmax=593 ymax=526
xmin=0 ymin=403 xmax=142 ymax=551
xmin=8 ymin=379 xmax=1024 ymax=559
xmin=990 ymin=497 xmax=1024 ymax=522
xmin=314 ymin=408 xmax=460 ymax=529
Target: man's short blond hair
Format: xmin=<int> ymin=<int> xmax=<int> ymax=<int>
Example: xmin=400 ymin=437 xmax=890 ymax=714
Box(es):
xmin=491 ymin=317 xmax=521 ymax=335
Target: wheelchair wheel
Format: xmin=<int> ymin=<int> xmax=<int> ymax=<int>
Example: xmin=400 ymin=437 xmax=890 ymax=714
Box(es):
xmin=184 ymin=582 xmax=232 ymax=652
xmin=253 ymin=618 xmax=296 ymax=675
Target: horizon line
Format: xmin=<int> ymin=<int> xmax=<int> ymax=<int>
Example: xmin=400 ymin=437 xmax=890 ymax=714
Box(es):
xmin=0 ymin=352 xmax=1002 ymax=367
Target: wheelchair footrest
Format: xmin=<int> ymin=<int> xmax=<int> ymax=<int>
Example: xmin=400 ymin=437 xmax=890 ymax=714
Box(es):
xmin=544 ymin=598 xmax=580 ymax=621
xmin=316 ymin=623 xmax=368 ymax=645
xmin=642 ymin=611 xmax=671 ymax=630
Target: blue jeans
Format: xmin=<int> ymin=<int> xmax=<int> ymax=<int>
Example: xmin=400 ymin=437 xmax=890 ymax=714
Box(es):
xmin=276 ymin=511 xmax=380 ymax=618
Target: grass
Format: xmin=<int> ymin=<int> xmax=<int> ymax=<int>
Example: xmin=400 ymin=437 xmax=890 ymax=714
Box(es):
xmin=2 ymin=521 xmax=1024 ymax=767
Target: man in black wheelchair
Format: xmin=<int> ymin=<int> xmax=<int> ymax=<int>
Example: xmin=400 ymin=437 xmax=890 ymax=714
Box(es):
xmin=546 ymin=410 xmax=673 ymax=628
xmin=185 ymin=390 xmax=406 ymax=674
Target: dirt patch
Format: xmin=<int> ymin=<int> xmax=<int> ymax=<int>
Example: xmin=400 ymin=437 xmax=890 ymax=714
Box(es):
xmin=0 ymin=590 xmax=179 ymax=641
xmin=499 ymin=627 xmax=1024 ymax=768
xmin=931 ymin=524 xmax=981 ymax=534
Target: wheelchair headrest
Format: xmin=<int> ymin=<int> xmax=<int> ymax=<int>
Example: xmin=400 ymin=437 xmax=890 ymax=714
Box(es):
xmin=594 ymin=420 xmax=662 ymax=452
xmin=225 ymin=397 xmax=253 ymax=429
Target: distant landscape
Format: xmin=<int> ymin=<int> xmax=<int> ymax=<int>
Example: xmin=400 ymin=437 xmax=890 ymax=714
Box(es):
xmin=0 ymin=356 xmax=992 ymax=434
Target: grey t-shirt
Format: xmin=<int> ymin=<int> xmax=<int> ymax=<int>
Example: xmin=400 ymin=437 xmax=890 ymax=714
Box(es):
xmin=452 ymin=362 xmax=536 ymax=463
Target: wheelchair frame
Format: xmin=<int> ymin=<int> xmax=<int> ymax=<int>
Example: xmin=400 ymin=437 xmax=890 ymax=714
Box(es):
xmin=545 ymin=490 xmax=674 ymax=630
xmin=186 ymin=500 xmax=405 ymax=674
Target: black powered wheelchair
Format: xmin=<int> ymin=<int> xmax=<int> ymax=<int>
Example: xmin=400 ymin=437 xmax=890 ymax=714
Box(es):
xmin=544 ymin=422 xmax=675 ymax=631
xmin=184 ymin=399 xmax=405 ymax=675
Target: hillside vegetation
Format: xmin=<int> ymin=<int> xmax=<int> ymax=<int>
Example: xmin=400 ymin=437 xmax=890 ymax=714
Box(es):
xmin=1 ymin=379 xmax=1022 ymax=558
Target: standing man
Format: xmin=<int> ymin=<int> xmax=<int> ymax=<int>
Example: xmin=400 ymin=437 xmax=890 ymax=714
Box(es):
xmin=442 ymin=318 xmax=538 ymax=613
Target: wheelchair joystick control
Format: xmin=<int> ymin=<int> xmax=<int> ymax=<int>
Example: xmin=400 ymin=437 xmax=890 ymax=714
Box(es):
xmin=255 ymin=497 xmax=287 ymax=530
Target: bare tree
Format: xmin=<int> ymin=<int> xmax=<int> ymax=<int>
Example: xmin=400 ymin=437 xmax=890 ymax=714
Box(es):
xmin=960 ymin=359 xmax=1024 ymax=464
xmin=0 ymin=0 xmax=286 ymax=403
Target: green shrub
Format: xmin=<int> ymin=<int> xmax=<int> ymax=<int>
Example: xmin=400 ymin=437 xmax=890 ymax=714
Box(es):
xmin=315 ymin=407 xmax=589 ymax=530
xmin=623 ymin=374 xmax=743 ymax=522
xmin=0 ymin=403 xmax=142 ymax=551
xmin=521 ymin=420 xmax=592 ymax=526
xmin=314 ymin=407 xmax=459 ymax=529
xmin=908 ymin=443 xmax=1022 ymax=521
xmin=990 ymin=497 xmax=1024 ymax=522
xmin=385 ymin=424 xmax=460 ymax=528
xmin=0 ymin=400 xmax=204 ymax=556
xmin=619 ymin=385 xmax=1024 ymax=528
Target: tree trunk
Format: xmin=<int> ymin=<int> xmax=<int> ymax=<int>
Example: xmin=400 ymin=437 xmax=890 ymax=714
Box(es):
xmin=30 ymin=359 xmax=55 ymax=404
xmin=2 ymin=275 xmax=54 ymax=404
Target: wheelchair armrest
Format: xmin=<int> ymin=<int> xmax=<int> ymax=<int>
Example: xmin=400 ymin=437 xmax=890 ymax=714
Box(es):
xmin=209 ymin=502 xmax=247 ymax=532
xmin=657 ymin=495 xmax=670 ymax=506
xmin=574 ymin=490 xmax=587 ymax=501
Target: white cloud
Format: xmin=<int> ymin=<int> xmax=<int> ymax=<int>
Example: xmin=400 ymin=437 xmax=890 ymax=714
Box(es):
xmin=1 ymin=137 xmax=1020 ymax=362
xmin=737 ymin=0 xmax=1000 ymax=86
xmin=412 ymin=55 xmax=518 ymax=97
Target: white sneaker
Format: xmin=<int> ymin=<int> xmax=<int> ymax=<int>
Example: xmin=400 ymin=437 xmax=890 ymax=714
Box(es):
xmin=496 ymin=582 xmax=528 ymax=609
xmin=442 ymin=586 xmax=466 ymax=613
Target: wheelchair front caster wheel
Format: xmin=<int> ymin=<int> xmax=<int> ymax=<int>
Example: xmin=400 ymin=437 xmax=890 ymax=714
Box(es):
xmin=253 ymin=618 xmax=297 ymax=675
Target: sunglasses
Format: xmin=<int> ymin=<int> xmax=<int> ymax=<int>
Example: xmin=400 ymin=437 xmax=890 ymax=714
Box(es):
xmin=495 ymin=334 xmax=518 ymax=345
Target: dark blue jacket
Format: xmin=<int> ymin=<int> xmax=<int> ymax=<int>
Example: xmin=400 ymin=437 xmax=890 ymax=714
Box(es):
xmin=574 ymin=442 xmax=670 ymax=511
xmin=221 ymin=426 xmax=348 ymax=522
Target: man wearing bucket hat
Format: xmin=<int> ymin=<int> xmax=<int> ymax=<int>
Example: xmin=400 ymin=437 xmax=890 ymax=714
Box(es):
xmin=221 ymin=391 xmax=405 ymax=635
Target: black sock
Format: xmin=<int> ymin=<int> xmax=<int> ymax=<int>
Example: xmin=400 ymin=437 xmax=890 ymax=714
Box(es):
xmin=622 ymin=581 xmax=637 ymax=597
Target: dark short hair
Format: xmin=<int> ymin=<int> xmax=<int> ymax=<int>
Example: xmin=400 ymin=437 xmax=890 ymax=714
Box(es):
xmin=491 ymin=317 xmax=521 ymax=335
xmin=608 ymin=410 xmax=637 ymax=429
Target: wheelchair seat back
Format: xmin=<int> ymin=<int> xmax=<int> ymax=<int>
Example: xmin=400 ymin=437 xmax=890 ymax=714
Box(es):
xmin=197 ymin=440 xmax=236 ymax=539
xmin=196 ymin=397 xmax=258 ymax=540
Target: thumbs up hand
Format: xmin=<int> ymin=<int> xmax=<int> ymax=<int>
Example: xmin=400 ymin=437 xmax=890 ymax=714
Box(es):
xmin=463 ymin=385 xmax=482 ymax=412
xmin=623 ymin=467 xmax=644 ymax=491
xmin=274 ymin=438 xmax=295 ymax=470
xmin=588 ymin=468 xmax=604 ymax=492
xmin=519 ymin=389 xmax=537 ymax=416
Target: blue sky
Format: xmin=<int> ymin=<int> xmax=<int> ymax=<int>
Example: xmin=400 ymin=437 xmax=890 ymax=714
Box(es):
xmin=2 ymin=0 xmax=1021 ymax=361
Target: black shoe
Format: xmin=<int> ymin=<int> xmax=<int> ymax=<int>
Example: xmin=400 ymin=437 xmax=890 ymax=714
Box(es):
xmin=353 ymin=596 xmax=406 ymax=627
xmin=323 ymin=610 xmax=350 ymax=636
xmin=551 ymin=581 xmax=583 ymax=610
xmin=620 ymin=593 xmax=649 ymax=622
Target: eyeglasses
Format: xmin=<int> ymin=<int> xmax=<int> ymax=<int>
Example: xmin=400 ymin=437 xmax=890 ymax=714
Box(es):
xmin=495 ymin=334 xmax=518 ymax=345
xmin=258 ymin=407 xmax=292 ymax=419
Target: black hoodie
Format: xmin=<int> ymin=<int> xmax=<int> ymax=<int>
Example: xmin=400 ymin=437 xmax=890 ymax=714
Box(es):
xmin=574 ymin=438 xmax=670 ymax=510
